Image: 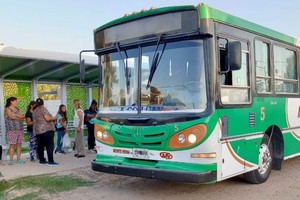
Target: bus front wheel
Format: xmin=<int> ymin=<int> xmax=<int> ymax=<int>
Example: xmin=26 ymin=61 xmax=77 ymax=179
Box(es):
xmin=244 ymin=135 xmax=273 ymax=184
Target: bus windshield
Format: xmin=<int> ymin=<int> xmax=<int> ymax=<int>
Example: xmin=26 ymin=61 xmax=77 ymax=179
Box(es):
xmin=99 ymin=40 xmax=207 ymax=114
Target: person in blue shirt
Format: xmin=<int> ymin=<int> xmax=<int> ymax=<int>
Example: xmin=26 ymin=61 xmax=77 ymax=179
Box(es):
xmin=84 ymin=100 xmax=98 ymax=153
xmin=55 ymin=104 xmax=68 ymax=154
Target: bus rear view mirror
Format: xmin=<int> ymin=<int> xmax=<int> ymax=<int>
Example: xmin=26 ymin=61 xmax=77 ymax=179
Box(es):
xmin=80 ymin=59 xmax=86 ymax=83
xmin=79 ymin=49 xmax=96 ymax=84
xmin=228 ymin=41 xmax=242 ymax=71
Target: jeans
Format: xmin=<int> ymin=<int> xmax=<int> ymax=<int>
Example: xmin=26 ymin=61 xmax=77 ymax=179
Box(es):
xmin=87 ymin=125 xmax=95 ymax=150
xmin=56 ymin=129 xmax=65 ymax=152
xmin=28 ymin=131 xmax=37 ymax=161
xmin=37 ymin=131 xmax=55 ymax=163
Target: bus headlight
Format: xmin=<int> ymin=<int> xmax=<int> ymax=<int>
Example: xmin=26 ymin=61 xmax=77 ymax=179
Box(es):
xmin=188 ymin=134 xmax=197 ymax=144
xmin=97 ymin=131 xmax=103 ymax=139
xmin=178 ymin=133 xmax=186 ymax=143
xmin=95 ymin=124 xmax=114 ymax=145
xmin=169 ymin=124 xmax=207 ymax=149
xmin=103 ymin=132 xmax=109 ymax=139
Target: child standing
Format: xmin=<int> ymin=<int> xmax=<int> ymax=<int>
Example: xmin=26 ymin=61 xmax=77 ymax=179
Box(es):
xmin=55 ymin=105 xmax=68 ymax=154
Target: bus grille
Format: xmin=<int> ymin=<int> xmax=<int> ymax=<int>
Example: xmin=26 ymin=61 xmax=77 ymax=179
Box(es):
xmin=112 ymin=126 xmax=169 ymax=150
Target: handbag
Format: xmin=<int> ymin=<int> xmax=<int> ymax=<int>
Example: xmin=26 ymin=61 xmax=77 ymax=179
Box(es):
xmin=62 ymin=133 xmax=71 ymax=148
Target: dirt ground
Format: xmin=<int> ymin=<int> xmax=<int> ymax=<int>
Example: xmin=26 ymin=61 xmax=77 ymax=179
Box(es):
xmin=50 ymin=156 xmax=300 ymax=200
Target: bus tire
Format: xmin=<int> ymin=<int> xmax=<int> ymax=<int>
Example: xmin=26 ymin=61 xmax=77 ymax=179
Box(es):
xmin=244 ymin=135 xmax=273 ymax=184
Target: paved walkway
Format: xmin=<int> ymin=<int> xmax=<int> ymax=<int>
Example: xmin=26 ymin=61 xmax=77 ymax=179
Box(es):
xmin=0 ymin=150 xmax=95 ymax=180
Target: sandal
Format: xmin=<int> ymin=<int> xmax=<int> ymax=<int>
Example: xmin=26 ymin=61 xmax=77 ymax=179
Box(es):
xmin=7 ymin=160 xmax=13 ymax=165
xmin=17 ymin=159 xmax=25 ymax=164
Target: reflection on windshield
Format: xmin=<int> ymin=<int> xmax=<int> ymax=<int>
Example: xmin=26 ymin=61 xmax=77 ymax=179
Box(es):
xmin=99 ymin=40 xmax=207 ymax=114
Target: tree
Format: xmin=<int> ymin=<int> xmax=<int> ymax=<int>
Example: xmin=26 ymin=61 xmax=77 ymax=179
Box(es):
xmin=103 ymin=55 xmax=118 ymax=107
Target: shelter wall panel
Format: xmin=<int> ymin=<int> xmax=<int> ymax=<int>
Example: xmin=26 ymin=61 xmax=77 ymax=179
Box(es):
xmin=3 ymin=82 xmax=31 ymax=112
xmin=66 ymin=85 xmax=87 ymax=118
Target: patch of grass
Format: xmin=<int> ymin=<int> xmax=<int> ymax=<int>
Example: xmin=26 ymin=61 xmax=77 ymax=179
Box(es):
xmin=13 ymin=192 xmax=40 ymax=200
xmin=0 ymin=181 xmax=11 ymax=199
xmin=0 ymin=174 xmax=93 ymax=200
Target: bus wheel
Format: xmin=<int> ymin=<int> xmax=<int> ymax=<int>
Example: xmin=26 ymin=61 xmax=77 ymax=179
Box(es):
xmin=244 ymin=135 xmax=273 ymax=184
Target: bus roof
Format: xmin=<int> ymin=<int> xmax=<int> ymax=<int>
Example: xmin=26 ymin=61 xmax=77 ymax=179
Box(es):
xmin=93 ymin=5 xmax=195 ymax=32
xmin=94 ymin=3 xmax=299 ymax=47
xmin=198 ymin=4 xmax=298 ymax=47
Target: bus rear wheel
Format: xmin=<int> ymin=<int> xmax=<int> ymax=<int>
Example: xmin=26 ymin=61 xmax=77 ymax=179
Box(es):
xmin=244 ymin=135 xmax=273 ymax=184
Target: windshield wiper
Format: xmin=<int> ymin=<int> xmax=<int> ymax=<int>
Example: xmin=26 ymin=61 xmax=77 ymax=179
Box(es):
xmin=146 ymin=35 xmax=166 ymax=90
xmin=115 ymin=42 xmax=130 ymax=94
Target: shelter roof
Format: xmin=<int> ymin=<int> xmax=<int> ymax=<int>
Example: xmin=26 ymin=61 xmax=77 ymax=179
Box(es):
xmin=0 ymin=45 xmax=98 ymax=83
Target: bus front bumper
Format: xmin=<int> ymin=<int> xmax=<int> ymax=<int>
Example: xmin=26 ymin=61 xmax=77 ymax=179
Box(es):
xmin=91 ymin=160 xmax=217 ymax=183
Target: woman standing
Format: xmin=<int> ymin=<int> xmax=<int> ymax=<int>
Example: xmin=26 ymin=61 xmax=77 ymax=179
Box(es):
xmin=73 ymin=99 xmax=85 ymax=158
xmin=55 ymin=104 xmax=68 ymax=154
xmin=4 ymin=97 xmax=25 ymax=165
xmin=33 ymin=98 xmax=58 ymax=166
xmin=25 ymin=100 xmax=37 ymax=162
xmin=0 ymin=144 xmax=3 ymax=165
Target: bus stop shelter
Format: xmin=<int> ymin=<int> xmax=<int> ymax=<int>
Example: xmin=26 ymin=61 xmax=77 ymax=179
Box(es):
xmin=0 ymin=44 xmax=98 ymax=146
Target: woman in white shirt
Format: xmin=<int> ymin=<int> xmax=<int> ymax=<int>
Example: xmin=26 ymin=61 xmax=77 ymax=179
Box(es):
xmin=73 ymin=99 xmax=85 ymax=158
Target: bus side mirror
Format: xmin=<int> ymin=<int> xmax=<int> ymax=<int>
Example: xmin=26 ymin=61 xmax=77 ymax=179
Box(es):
xmin=228 ymin=41 xmax=242 ymax=71
xmin=80 ymin=59 xmax=86 ymax=83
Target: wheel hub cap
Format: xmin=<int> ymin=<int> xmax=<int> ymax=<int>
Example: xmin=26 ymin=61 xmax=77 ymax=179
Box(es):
xmin=258 ymin=144 xmax=272 ymax=174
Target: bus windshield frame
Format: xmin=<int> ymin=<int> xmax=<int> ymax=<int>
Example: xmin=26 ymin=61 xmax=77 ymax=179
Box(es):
xmin=94 ymin=10 xmax=199 ymax=49
xmin=98 ymin=39 xmax=208 ymax=118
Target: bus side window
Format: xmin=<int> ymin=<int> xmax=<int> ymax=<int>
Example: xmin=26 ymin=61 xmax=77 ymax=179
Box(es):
xmin=218 ymin=37 xmax=250 ymax=104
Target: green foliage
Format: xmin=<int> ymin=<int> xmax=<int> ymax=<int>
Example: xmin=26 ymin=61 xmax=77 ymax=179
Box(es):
xmin=66 ymin=85 xmax=87 ymax=121
xmin=0 ymin=174 xmax=93 ymax=200
xmin=12 ymin=193 xmax=40 ymax=200
xmin=23 ymin=134 xmax=29 ymax=142
xmin=2 ymin=83 xmax=89 ymax=145
xmin=3 ymin=82 xmax=32 ymax=113
xmin=92 ymin=87 xmax=99 ymax=104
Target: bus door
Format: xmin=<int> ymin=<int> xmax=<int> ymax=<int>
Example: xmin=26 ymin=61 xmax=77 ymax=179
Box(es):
xmin=217 ymin=36 xmax=251 ymax=178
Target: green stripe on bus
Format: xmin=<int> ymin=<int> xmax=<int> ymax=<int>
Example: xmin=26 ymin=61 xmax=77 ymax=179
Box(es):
xmin=198 ymin=5 xmax=296 ymax=46
xmin=217 ymin=97 xmax=288 ymax=137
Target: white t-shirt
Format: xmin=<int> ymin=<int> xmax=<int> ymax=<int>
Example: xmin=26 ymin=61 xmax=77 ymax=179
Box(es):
xmin=73 ymin=109 xmax=84 ymax=129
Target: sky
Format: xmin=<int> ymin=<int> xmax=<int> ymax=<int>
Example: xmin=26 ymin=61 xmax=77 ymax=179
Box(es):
xmin=0 ymin=0 xmax=300 ymax=54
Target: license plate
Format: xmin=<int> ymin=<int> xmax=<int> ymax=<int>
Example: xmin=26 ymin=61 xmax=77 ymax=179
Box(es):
xmin=133 ymin=149 xmax=149 ymax=158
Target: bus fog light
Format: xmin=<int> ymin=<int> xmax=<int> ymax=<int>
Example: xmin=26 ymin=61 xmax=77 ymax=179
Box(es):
xmin=191 ymin=152 xmax=216 ymax=158
xmin=188 ymin=134 xmax=197 ymax=144
xmin=178 ymin=133 xmax=186 ymax=143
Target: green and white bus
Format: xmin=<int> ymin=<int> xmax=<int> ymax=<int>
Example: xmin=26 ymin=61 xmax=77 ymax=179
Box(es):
xmin=85 ymin=3 xmax=300 ymax=184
